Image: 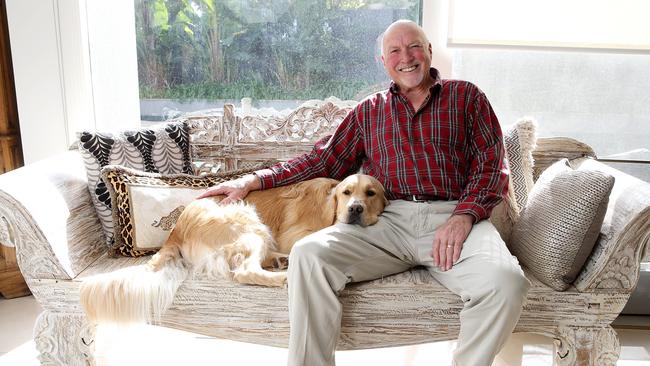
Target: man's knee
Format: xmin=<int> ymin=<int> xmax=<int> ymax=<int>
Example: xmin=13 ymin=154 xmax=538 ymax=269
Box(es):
xmin=488 ymin=265 xmax=530 ymax=308
xmin=288 ymin=235 xmax=331 ymax=278
xmin=290 ymin=236 xmax=323 ymax=262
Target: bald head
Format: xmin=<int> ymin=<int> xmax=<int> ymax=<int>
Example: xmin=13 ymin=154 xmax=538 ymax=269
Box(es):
xmin=381 ymin=20 xmax=430 ymax=57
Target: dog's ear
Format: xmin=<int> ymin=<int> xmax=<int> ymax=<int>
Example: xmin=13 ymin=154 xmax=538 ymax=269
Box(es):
xmin=369 ymin=176 xmax=389 ymax=207
xmin=326 ymin=184 xmax=338 ymax=225
xmin=381 ymin=184 xmax=389 ymax=207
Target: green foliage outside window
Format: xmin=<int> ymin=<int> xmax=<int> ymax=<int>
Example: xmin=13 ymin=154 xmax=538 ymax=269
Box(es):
xmin=135 ymin=0 xmax=420 ymax=101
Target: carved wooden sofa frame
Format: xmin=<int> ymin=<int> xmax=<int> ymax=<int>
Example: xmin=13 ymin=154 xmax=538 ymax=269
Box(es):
xmin=0 ymin=100 xmax=649 ymax=365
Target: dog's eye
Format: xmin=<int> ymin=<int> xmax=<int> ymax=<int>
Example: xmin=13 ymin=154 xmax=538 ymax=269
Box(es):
xmin=366 ymin=190 xmax=376 ymax=197
xmin=343 ymin=190 xmax=351 ymax=195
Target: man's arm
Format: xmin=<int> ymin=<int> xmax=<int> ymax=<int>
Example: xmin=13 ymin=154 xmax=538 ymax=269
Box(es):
xmin=196 ymin=173 xmax=262 ymax=203
xmin=432 ymin=86 xmax=509 ymax=271
xmin=198 ymin=107 xmax=365 ymax=200
xmin=254 ymin=107 xmax=366 ymax=190
xmin=453 ymin=88 xmax=509 ymax=222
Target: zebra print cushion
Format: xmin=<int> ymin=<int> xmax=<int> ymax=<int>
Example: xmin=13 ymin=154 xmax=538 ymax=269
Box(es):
xmin=489 ymin=118 xmax=537 ymax=244
xmin=77 ymin=122 xmax=193 ymax=247
xmin=503 ymin=118 xmax=537 ymax=213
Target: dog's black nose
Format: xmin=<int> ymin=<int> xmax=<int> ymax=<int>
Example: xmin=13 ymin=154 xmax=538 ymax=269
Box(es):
xmin=348 ymin=203 xmax=364 ymax=214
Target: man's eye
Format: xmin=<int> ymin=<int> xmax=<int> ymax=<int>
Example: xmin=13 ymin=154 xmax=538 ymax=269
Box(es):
xmin=366 ymin=190 xmax=376 ymax=197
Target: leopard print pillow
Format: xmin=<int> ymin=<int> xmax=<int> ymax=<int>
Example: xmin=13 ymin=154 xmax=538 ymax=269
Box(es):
xmin=101 ymin=163 xmax=275 ymax=257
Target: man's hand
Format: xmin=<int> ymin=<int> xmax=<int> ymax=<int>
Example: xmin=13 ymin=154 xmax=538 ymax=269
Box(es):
xmin=431 ymin=214 xmax=473 ymax=271
xmin=196 ymin=174 xmax=261 ymax=204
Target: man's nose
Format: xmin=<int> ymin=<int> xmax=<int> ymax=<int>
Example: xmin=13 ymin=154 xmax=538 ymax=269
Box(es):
xmin=400 ymin=49 xmax=414 ymax=62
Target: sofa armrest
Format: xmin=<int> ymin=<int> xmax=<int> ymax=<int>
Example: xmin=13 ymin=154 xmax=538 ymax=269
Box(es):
xmin=0 ymin=151 xmax=105 ymax=280
xmin=532 ymin=137 xmax=596 ymax=180
xmin=571 ymin=158 xmax=650 ymax=293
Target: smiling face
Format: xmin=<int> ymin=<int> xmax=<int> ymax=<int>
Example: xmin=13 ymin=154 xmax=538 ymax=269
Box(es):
xmin=335 ymin=174 xmax=389 ymax=227
xmin=381 ymin=20 xmax=433 ymax=93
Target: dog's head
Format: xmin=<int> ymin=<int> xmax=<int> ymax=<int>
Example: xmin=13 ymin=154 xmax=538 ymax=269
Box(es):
xmin=334 ymin=174 xmax=388 ymax=227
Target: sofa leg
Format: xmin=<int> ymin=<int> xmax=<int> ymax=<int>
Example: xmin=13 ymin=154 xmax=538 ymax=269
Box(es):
xmin=552 ymin=325 xmax=620 ymax=365
xmin=33 ymin=311 xmax=96 ymax=366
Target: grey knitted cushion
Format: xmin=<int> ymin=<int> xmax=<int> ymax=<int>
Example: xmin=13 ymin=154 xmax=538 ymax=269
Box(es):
xmin=510 ymin=159 xmax=614 ymax=291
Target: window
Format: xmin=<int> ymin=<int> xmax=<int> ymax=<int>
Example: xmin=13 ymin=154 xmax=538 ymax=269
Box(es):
xmin=448 ymin=0 xmax=650 ymax=51
xmin=447 ymin=1 xmax=650 ymax=181
xmin=134 ymin=0 xmax=421 ymax=121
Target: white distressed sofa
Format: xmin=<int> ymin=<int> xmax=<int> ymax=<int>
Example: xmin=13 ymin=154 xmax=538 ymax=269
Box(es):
xmin=0 ymin=100 xmax=649 ymax=366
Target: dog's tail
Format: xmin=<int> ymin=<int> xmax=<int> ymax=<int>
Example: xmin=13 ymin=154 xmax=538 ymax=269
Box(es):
xmin=79 ymin=245 xmax=188 ymax=324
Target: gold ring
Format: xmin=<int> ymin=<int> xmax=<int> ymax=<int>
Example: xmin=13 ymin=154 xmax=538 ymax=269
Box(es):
xmin=447 ymin=244 xmax=453 ymax=248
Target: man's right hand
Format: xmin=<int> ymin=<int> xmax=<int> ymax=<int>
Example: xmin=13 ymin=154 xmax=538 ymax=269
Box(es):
xmin=196 ymin=174 xmax=262 ymax=204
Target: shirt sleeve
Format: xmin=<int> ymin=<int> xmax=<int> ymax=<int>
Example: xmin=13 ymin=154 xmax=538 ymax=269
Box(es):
xmin=254 ymin=108 xmax=365 ymax=189
xmin=453 ymin=88 xmax=509 ymax=222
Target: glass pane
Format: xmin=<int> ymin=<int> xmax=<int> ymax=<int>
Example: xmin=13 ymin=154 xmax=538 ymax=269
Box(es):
xmin=451 ymin=48 xmax=650 ymax=167
xmin=134 ymin=0 xmax=421 ymax=122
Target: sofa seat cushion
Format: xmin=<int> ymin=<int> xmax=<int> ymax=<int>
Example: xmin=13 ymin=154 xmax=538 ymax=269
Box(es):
xmin=67 ymin=253 xmax=623 ymax=350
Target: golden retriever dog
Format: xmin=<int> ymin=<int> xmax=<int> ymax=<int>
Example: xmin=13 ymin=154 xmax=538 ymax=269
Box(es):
xmin=80 ymin=174 xmax=387 ymax=324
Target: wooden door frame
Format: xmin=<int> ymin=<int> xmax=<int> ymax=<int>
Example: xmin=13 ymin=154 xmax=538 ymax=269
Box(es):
xmin=0 ymin=0 xmax=23 ymax=175
xmin=0 ymin=0 xmax=28 ymax=299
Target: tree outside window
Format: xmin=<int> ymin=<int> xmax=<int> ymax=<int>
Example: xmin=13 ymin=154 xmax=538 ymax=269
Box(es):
xmin=134 ymin=0 xmax=421 ymax=121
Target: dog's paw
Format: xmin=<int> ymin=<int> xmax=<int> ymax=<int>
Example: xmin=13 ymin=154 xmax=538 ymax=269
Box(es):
xmin=278 ymin=272 xmax=288 ymax=286
xmin=273 ymin=256 xmax=289 ymax=270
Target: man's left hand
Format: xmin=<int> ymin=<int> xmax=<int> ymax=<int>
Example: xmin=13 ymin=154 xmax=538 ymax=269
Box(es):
xmin=431 ymin=214 xmax=473 ymax=271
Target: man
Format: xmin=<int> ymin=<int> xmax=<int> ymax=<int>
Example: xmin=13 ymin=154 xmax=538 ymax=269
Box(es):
xmin=199 ymin=20 xmax=530 ymax=366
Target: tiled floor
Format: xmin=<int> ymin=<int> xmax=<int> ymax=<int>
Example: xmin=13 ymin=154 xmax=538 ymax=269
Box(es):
xmin=1 ymin=296 xmax=649 ymax=366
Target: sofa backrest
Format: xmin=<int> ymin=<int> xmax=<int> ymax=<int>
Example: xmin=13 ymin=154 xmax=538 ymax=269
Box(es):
xmin=178 ymin=99 xmax=357 ymax=172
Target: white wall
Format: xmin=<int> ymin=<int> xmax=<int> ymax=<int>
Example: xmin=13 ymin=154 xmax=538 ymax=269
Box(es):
xmin=422 ymin=0 xmax=452 ymax=78
xmin=6 ymin=0 xmax=68 ymax=164
xmin=86 ymin=1 xmax=140 ymax=132
xmin=6 ymin=0 xmax=140 ymax=164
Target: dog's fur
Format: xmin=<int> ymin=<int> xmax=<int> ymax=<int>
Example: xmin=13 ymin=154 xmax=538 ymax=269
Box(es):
xmin=80 ymin=174 xmax=387 ymax=324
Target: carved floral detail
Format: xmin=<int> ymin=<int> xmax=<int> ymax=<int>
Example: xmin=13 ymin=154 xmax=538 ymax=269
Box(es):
xmin=595 ymin=326 xmax=621 ymax=365
xmin=588 ymin=236 xmax=648 ymax=292
xmin=185 ymin=116 xmax=226 ymax=145
xmin=239 ymin=101 xmax=353 ymax=143
xmin=0 ymin=192 xmax=69 ymax=279
xmin=576 ymin=205 xmax=650 ymax=292
xmin=184 ymin=99 xmax=355 ymax=146
xmin=0 ymin=215 xmax=12 ymax=246
xmin=553 ymin=325 xmax=620 ymax=366
xmin=34 ymin=311 xmax=96 ymax=366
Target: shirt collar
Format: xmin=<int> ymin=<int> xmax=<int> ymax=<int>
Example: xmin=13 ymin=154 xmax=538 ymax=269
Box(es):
xmin=389 ymin=67 xmax=442 ymax=95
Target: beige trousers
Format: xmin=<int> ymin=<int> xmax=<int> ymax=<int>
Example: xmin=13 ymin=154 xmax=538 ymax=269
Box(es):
xmin=286 ymin=200 xmax=530 ymax=366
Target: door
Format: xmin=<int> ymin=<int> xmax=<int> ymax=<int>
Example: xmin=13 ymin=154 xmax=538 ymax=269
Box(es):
xmin=0 ymin=0 xmax=22 ymax=174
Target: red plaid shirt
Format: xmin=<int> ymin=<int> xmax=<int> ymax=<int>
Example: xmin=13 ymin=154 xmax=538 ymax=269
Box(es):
xmin=256 ymin=68 xmax=509 ymax=222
